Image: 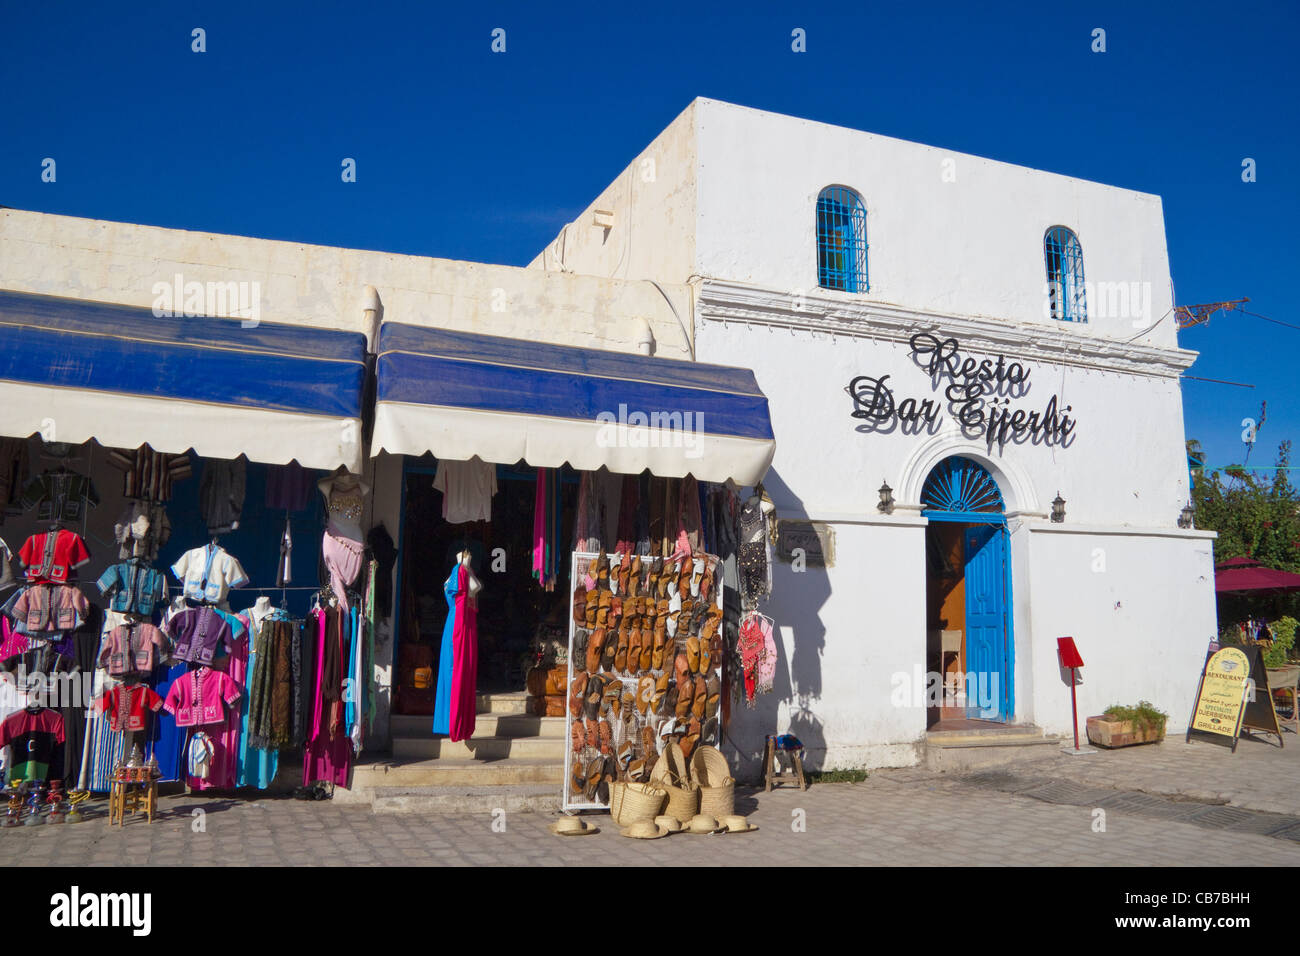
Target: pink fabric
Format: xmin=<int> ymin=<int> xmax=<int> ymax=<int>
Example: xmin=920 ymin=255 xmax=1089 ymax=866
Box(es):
xmin=447 ymin=565 xmax=479 ymax=743
xmin=188 ymin=636 xmax=246 ymax=790
xmin=532 ymin=469 xmax=546 ymax=578
xmin=303 ymin=609 xmax=349 ymax=786
xmin=0 ymin=618 xmax=27 ymax=661
xmin=164 ymin=666 xmax=240 ymax=727
xmin=322 ymin=530 xmax=363 ymax=612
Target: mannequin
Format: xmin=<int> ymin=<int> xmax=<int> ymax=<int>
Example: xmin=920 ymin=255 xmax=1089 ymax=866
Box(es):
xmin=318 ymin=469 xmax=370 ymax=542
xmin=432 ymin=551 xmax=481 ymax=741
xmin=319 ymin=469 xmax=369 ymax=610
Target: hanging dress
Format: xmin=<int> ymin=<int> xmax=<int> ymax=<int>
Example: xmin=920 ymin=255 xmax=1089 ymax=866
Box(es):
xmin=431 ymin=566 xmax=460 ymax=736
xmin=236 ymin=608 xmax=279 ymax=788
xmin=447 ymin=563 xmax=479 ymax=743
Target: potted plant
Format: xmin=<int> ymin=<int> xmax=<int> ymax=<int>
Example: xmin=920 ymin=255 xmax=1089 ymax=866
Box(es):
xmin=1086 ymin=700 xmax=1168 ymax=748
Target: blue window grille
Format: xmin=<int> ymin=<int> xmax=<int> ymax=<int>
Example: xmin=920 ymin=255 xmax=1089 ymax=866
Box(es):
xmin=817 ymin=187 xmax=868 ymax=293
xmin=1044 ymin=226 xmax=1087 ymax=322
xmin=920 ymin=456 xmax=1006 ymax=523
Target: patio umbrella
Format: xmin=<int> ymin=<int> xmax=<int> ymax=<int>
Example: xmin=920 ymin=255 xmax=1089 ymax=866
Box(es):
xmin=1215 ymin=556 xmax=1300 ymax=595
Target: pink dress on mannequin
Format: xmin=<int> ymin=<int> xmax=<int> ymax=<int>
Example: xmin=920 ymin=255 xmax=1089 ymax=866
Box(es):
xmin=447 ymin=564 xmax=479 ymax=743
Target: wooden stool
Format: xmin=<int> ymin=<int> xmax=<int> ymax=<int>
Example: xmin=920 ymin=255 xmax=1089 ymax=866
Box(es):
xmin=763 ymin=735 xmax=807 ymax=792
xmin=109 ymin=778 xmax=156 ymax=825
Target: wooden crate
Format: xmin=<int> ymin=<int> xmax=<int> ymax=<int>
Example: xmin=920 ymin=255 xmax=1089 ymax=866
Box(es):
xmin=1085 ymin=716 xmax=1164 ymax=748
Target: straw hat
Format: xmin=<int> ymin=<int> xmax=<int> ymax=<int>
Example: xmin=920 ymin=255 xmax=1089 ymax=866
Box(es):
xmin=719 ymin=814 xmax=759 ymax=834
xmin=620 ymin=819 xmax=670 ymax=840
xmin=685 ymin=814 xmax=723 ymax=834
xmin=549 ymin=816 xmax=599 ymax=837
xmin=654 ymin=814 xmax=683 ymax=833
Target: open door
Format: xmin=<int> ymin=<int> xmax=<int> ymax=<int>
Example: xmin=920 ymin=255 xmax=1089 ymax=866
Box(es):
xmin=963 ymin=525 xmax=1010 ymax=721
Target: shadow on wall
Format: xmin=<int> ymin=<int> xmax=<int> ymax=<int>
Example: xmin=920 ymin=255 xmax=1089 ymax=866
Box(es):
xmin=727 ymin=467 xmax=831 ymax=781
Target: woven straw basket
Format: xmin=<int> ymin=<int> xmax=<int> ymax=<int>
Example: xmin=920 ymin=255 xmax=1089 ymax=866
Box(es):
xmin=649 ymin=741 xmax=699 ymax=822
xmin=691 ymin=745 xmax=735 ymax=818
xmin=609 ymin=781 xmax=667 ymax=827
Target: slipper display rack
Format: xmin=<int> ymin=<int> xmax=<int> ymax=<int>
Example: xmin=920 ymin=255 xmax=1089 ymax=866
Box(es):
xmin=562 ymin=550 xmax=725 ymax=813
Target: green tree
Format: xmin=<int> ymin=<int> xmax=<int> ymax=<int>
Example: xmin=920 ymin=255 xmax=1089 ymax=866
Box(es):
xmin=1193 ymin=440 xmax=1300 ymax=624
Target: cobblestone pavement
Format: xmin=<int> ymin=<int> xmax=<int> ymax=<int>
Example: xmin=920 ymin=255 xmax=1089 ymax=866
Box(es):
xmin=2 ymin=730 xmax=1299 ymax=866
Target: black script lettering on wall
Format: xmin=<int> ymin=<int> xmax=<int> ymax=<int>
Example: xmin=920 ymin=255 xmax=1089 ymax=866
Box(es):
xmin=845 ymin=333 xmax=1076 ymax=450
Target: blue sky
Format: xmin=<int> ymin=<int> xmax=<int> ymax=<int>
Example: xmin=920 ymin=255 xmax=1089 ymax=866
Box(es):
xmin=2 ymin=0 xmax=1296 ymax=476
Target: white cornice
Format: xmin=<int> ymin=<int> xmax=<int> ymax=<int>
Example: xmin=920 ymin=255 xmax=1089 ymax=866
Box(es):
xmin=696 ymin=279 xmax=1197 ymax=379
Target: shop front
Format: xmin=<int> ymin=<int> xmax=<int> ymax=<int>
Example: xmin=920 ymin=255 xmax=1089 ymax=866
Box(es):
xmin=369 ymin=319 xmax=778 ymax=808
xmin=0 ymin=288 xmax=379 ymax=800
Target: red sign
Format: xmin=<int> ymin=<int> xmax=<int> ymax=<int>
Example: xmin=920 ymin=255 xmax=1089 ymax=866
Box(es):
xmin=1057 ymin=636 xmax=1084 ymax=669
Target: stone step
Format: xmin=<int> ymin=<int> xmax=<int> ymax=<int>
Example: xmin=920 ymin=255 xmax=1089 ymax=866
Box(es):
xmin=349 ymin=756 xmax=565 ymax=791
xmin=923 ymin=725 xmax=1063 ymax=772
xmin=392 ymin=734 xmax=567 ymax=760
xmin=478 ymin=691 xmax=529 ymax=715
xmin=370 ymin=784 xmax=561 ymax=815
xmin=390 ymin=713 xmax=565 ymax=740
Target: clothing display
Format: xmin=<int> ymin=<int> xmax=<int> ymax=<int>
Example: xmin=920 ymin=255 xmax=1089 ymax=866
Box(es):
xmin=0 ymin=707 xmax=65 ymax=782
xmin=0 ymin=537 xmax=13 ymax=591
xmin=96 ymin=560 xmax=167 ymax=616
xmin=247 ymin=615 xmax=301 ymax=750
xmin=366 ymin=525 xmax=397 ymax=618
xmin=165 ymin=606 xmax=235 ymax=665
xmin=432 ymin=457 xmax=497 ymax=524
xmin=18 ymin=529 xmax=91 ymax=584
xmin=266 ymin=461 xmax=316 ymax=512
xmin=9 ymin=584 xmax=90 ymax=633
xmin=431 ymin=566 xmax=459 ymax=736
xmin=447 ymin=562 xmax=480 ymax=743
xmin=320 ymin=472 xmax=368 ymax=540
xmin=236 ymin=601 xmax=280 ymax=788
xmin=0 ymin=439 xmax=30 ymax=518
xmin=105 ymin=445 xmax=192 ymax=502
xmin=97 ymin=684 xmax=165 ymax=733
xmin=738 ymin=611 xmax=778 ymax=707
xmin=531 ymin=468 xmax=562 ymax=590
xmin=163 ymin=666 xmax=241 ymax=728
xmin=199 ymin=457 xmax=247 ymax=535
xmin=113 ymin=500 xmax=171 ymax=561
xmin=737 ymin=495 xmax=773 ymax=607
xmin=322 ymin=530 xmax=364 ymax=612
xmin=277 ymin=518 xmax=293 ymax=587
xmin=170 ymin=543 xmax=249 ymax=605
xmin=97 ymin=622 xmax=169 ymax=676
xmin=303 ymin=604 xmax=352 ymax=786
xmin=20 ymin=469 xmax=99 ymax=523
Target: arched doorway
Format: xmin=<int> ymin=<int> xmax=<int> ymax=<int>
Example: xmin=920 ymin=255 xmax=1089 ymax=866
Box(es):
xmin=921 ymin=456 xmax=1014 ymax=725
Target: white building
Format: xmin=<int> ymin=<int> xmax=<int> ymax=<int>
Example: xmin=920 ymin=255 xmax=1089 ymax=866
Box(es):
xmin=535 ymin=98 xmax=1218 ymax=772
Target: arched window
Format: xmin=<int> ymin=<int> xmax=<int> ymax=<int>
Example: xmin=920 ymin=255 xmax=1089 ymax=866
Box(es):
xmin=817 ymin=186 xmax=868 ymax=293
xmin=1044 ymin=226 xmax=1087 ymax=322
xmin=921 ymin=456 xmax=1005 ymax=521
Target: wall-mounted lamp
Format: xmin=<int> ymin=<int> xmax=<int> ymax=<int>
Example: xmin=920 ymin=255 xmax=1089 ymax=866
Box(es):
xmin=1178 ymin=502 xmax=1195 ymax=529
xmin=877 ymin=481 xmax=894 ymax=514
xmin=1051 ymin=492 xmax=1066 ymax=523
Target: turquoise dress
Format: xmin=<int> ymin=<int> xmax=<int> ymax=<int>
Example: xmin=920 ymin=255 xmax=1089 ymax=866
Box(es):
xmin=431 ymin=568 xmax=459 ymax=735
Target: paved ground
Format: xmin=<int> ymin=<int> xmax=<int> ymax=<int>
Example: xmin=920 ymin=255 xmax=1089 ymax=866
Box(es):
xmin=2 ymin=730 xmax=1297 ymax=866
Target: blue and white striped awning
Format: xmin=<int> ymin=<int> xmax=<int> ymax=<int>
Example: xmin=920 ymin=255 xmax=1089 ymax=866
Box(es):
xmin=0 ymin=289 xmax=368 ymax=472
xmin=372 ymin=322 xmax=775 ymax=484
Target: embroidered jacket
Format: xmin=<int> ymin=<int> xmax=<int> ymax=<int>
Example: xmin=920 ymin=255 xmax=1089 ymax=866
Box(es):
xmin=171 ymin=544 xmax=249 ymax=605
xmin=163 ymin=667 xmax=240 ymax=727
xmin=96 ymin=562 xmax=167 ymax=616
xmin=9 ymin=584 xmax=89 ymax=632
xmin=19 ymin=471 xmax=99 ymax=523
xmin=165 ymin=606 xmax=234 ymax=665
xmin=97 ymin=622 xmax=169 ymax=676
xmin=17 ymin=530 xmax=91 ymax=584
xmin=98 ymin=684 xmax=165 ymax=733
xmin=106 ymin=446 xmax=192 ymax=502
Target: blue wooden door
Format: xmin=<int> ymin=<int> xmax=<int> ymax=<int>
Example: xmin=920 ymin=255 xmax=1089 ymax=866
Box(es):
xmin=964 ymin=525 xmax=1009 ymax=721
